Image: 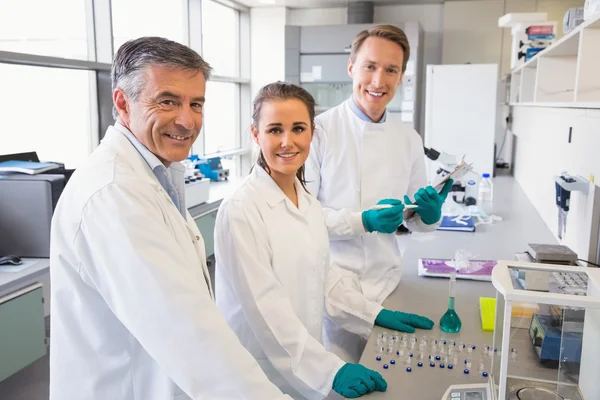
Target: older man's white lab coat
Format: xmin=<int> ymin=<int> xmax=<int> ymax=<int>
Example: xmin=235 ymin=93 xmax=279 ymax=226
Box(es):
xmin=305 ymin=99 xmax=438 ymax=363
xmin=50 ymin=126 xmax=290 ymax=400
xmin=215 ymin=166 xmax=346 ymax=400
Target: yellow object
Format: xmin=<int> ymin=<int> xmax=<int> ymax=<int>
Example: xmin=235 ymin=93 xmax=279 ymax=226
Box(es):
xmin=511 ymin=301 xmax=539 ymax=319
xmin=479 ymin=297 xmax=496 ymax=332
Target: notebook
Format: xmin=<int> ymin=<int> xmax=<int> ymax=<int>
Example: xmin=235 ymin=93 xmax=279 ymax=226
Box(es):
xmin=418 ymin=258 xmax=497 ymax=281
xmin=0 ymin=160 xmax=59 ymax=175
xmin=437 ymin=215 xmax=476 ymax=232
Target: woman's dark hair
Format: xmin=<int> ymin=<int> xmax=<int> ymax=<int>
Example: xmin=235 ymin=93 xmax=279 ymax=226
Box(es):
xmin=252 ymin=81 xmax=316 ymax=192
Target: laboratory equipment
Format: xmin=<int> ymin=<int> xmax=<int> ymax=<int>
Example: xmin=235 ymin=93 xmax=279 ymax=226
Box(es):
xmin=442 ymin=260 xmax=600 ymax=400
xmin=525 ymin=243 xmax=578 ymax=265
xmin=0 ymin=173 xmax=64 ymax=257
xmin=440 ymin=270 xmax=462 ymax=333
xmin=477 ymin=173 xmax=493 ymax=214
xmin=184 ymin=177 xmax=210 ymax=208
xmin=196 ymin=156 xmax=229 ymax=181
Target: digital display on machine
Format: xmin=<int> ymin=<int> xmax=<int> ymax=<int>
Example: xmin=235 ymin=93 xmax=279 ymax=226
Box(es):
xmin=464 ymin=392 xmax=484 ymax=400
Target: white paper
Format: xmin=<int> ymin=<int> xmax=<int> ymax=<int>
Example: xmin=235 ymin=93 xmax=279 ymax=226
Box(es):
xmin=300 ymin=72 xmax=314 ymax=82
xmin=401 ymin=113 xmax=414 ymax=122
xmin=401 ymin=101 xmax=414 ymax=111
xmin=312 ymin=65 xmax=322 ymax=80
xmin=403 ymin=87 xmax=414 ymax=101
xmin=405 ymin=60 xmax=415 ymax=75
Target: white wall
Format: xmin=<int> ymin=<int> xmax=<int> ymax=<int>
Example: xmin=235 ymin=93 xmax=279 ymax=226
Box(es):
xmin=250 ymin=7 xmax=287 ymax=99
xmin=511 ymin=106 xmax=600 ymax=261
xmin=442 ymin=0 xmax=585 ymax=76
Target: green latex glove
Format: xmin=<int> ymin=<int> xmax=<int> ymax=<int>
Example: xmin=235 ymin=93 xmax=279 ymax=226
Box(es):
xmin=404 ymin=179 xmax=454 ymax=225
xmin=332 ymin=363 xmax=387 ymax=398
xmin=361 ymin=199 xmax=405 ymax=234
xmin=375 ymin=309 xmax=435 ymax=333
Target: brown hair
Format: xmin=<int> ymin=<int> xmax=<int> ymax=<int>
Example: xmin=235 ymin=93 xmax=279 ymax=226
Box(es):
xmin=251 ymin=81 xmax=316 ymax=192
xmin=350 ymin=24 xmax=410 ymax=73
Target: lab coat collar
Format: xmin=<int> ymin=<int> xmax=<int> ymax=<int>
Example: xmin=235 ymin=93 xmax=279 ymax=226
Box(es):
xmin=252 ymin=164 xmax=312 ymax=211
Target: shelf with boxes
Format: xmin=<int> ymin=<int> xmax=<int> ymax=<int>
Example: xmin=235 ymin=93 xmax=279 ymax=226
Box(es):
xmin=509 ymin=13 xmax=600 ymax=108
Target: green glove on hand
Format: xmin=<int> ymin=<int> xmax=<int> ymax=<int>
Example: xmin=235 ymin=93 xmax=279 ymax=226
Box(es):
xmin=362 ymin=199 xmax=405 ymax=234
xmin=375 ymin=309 xmax=435 ymax=333
xmin=404 ymin=179 xmax=454 ymax=225
xmin=332 ymin=363 xmax=387 ymax=398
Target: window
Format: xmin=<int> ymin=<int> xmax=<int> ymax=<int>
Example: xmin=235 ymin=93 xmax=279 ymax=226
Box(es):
xmin=111 ymin=0 xmax=185 ymax=52
xmin=0 ymin=0 xmax=88 ymax=60
xmin=201 ymin=0 xmax=239 ymax=77
xmin=0 ymin=64 xmax=92 ymax=169
xmin=203 ymin=81 xmax=241 ymax=154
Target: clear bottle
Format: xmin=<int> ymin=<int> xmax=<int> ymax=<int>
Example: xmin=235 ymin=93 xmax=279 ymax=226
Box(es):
xmin=440 ymin=271 xmax=462 ymax=333
xmin=477 ymin=173 xmax=494 ymax=214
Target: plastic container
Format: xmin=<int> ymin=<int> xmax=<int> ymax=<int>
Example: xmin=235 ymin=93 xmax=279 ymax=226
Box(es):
xmin=477 ymin=173 xmax=493 ymax=213
xmin=465 ymin=179 xmax=478 ymax=206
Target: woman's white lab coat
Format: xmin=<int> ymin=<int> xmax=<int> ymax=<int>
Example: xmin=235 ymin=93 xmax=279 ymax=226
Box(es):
xmin=305 ymin=99 xmax=439 ymax=362
xmin=49 ymin=126 xmax=290 ymax=400
xmin=214 ymin=166 xmax=346 ymax=400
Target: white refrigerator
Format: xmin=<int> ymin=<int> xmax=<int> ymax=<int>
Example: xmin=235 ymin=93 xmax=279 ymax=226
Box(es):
xmin=424 ymin=64 xmax=499 ymax=184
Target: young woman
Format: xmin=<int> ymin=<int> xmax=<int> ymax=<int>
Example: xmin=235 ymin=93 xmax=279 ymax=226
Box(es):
xmin=214 ymin=82 xmax=387 ymax=400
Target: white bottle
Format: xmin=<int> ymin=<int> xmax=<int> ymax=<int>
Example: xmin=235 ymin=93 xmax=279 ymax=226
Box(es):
xmin=478 ymin=173 xmax=493 ymax=214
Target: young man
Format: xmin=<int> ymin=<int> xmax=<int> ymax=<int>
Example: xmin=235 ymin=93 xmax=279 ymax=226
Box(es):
xmin=306 ymin=25 xmax=452 ymax=363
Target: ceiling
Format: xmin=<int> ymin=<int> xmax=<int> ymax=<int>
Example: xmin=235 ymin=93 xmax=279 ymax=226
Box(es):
xmin=235 ymin=0 xmax=485 ymax=8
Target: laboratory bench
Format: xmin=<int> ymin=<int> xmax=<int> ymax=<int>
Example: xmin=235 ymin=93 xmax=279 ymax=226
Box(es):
xmin=358 ymin=175 xmax=558 ymax=399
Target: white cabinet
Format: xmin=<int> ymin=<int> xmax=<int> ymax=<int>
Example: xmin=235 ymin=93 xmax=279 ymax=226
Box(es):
xmin=509 ymin=14 xmax=600 ymax=108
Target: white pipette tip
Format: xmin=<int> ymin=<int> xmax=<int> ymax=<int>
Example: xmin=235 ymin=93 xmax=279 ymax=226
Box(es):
xmin=370 ymin=204 xmax=418 ymax=210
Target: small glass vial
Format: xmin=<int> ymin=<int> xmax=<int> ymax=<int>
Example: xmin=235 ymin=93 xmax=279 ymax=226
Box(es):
xmin=377 ymin=346 xmax=385 ymax=354
xmin=386 ymin=345 xmax=394 ymax=354
xmin=465 ymin=358 xmax=472 ymax=369
xmin=398 ymin=348 xmax=406 ymax=357
xmin=511 ymin=348 xmax=518 ymax=360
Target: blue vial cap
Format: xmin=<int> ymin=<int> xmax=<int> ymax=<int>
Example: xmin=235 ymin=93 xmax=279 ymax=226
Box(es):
xmin=482 ymin=173 xmax=490 ymax=178
xmin=440 ymin=363 xmax=445 ymax=368
xmin=390 ymin=360 xmax=396 ymax=365
xmin=435 ymin=356 xmax=441 ymax=360
xmin=409 ymin=353 xmax=413 ymax=357
xmin=483 ymin=372 xmax=488 ymax=377
xmin=443 ymin=340 xmax=447 ymax=344
xmin=376 ymin=356 xmax=381 ymax=361
xmin=472 ymin=345 xmax=476 ymax=350
xmin=430 ymin=362 xmax=435 ymax=367
xmin=418 ymin=362 xmax=423 ymax=367
xmin=383 ymin=364 xmax=389 ymax=369
xmin=464 ymin=359 xmax=468 ymax=364
xmin=464 ymin=369 xmax=470 ymax=374
xmin=448 ymin=364 xmax=453 ymax=369
xmin=396 ymin=350 xmax=400 ymax=355
xmin=406 ymin=367 xmax=412 ymax=372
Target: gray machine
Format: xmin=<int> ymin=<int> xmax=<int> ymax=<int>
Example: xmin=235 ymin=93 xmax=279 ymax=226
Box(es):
xmin=0 ymin=174 xmax=64 ymax=257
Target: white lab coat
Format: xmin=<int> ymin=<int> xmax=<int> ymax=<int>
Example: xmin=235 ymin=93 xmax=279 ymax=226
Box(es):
xmin=214 ymin=166 xmax=346 ymax=400
xmin=305 ymin=99 xmax=439 ymax=362
xmin=50 ymin=126 xmax=290 ymax=400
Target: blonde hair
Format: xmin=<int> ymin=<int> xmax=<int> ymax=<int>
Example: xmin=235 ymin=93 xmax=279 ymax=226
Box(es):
xmin=350 ymin=24 xmax=410 ymax=73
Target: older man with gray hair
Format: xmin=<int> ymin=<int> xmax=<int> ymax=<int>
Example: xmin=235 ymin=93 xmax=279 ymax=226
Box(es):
xmin=50 ymin=37 xmax=291 ymax=400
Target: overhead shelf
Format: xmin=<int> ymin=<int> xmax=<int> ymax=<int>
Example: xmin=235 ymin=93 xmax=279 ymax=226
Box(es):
xmin=509 ymin=13 xmax=600 ymax=108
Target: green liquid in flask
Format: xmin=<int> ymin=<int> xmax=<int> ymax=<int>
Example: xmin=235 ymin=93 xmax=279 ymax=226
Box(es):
xmin=440 ymin=272 xmax=462 ymax=333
